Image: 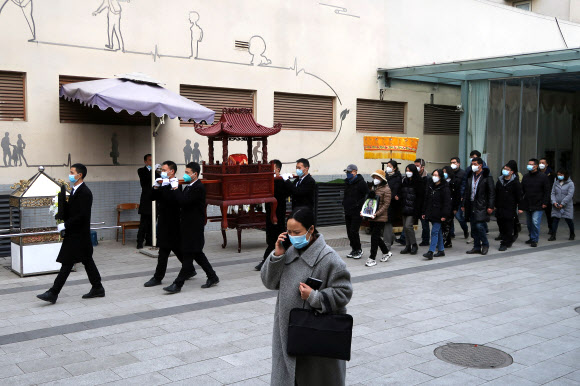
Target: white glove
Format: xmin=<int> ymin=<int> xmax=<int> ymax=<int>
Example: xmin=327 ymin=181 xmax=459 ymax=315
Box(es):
xmin=154 ymin=178 xmax=162 ymax=187
xmin=162 ymin=178 xmax=170 ymax=186
xmin=57 ymin=223 xmax=65 ymax=232
xmin=170 ymin=180 xmax=179 ymax=189
xmin=155 ymin=164 xmax=161 ymax=170
xmin=282 ymin=173 xmax=292 ymax=181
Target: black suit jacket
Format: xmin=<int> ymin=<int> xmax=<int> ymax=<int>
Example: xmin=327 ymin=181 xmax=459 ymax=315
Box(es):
xmin=285 ymin=174 xmax=316 ymax=210
xmin=170 ymin=180 xmax=206 ymax=254
xmin=138 ymin=166 xmax=159 ymax=215
xmin=57 ymin=183 xmax=93 ymax=264
xmin=267 ymin=179 xmax=290 ymax=227
xmin=151 ymin=184 xmax=181 ymax=249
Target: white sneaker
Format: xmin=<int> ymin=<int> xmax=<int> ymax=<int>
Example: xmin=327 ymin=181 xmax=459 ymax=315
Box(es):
xmin=352 ymin=250 xmax=364 ymax=259
xmin=466 ymin=237 xmax=474 ymax=244
xmin=380 ymin=252 xmax=392 ymax=262
xmin=365 ymin=258 xmax=377 ymax=267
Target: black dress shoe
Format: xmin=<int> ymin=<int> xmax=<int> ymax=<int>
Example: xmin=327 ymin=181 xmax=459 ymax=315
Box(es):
xmin=570 ymin=234 xmax=576 ymax=240
xmin=136 ymin=243 xmax=144 ymax=249
xmin=444 ymin=242 xmax=452 ymax=249
xmin=499 ymin=245 xmax=508 ymax=251
xmin=400 ymin=246 xmax=410 ymax=254
xmin=481 ymin=246 xmax=489 ymax=255
xmin=255 ymin=261 xmax=265 ymax=271
xmin=531 ymin=242 xmax=537 ymax=247
xmin=395 ymin=238 xmax=405 ymax=245
xmin=494 ymin=235 xmax=501 ymax=241
xmin=548 ymin=235 xmax=556 ymax=241
xmin=186 ymin=271 xmax=197 ymax=280
xmin=419 ymin=241 xmax=430 ymax=247
xmin=464 ymin=230 xmax=469 ymax=239
xmin=82 ymin=286 xmax=105 ymax=299
xmin=410 ymin=244 xmax=418 ymax=255
xmin=434 ymin=251 xmax=445 ymax=257
xmin=163 ymin=283 xmax=182 ymax=293
xmin=423 ymin=251 xmax=433 ymax=260
xmin=201 ymin=277 xmax=220 ymax=289
xmin=466 ymin=248 xmax=481 ymax=254
xmin=144 ymin=277 xmax=162 ymax=287
xmin=525 ymin=239 xmax=533 ymax=244
xmin=36 ymin=290 xmax=57 ymax=304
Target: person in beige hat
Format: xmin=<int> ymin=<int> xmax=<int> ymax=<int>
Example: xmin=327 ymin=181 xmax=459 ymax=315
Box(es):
xmin=361 ymin=170 xmax=392 ymax=267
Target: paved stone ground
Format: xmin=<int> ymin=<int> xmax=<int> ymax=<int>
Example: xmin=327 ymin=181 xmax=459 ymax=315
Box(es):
xmin=0 ymin=219 xmax=578 ymax=385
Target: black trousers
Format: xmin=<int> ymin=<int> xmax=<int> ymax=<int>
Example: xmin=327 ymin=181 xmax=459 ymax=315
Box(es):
xmin=263 ymin=222 xmax=284 ymax=260
xmin=369 ymin=221 xmax=388 ymax=259
xmin=50 ymin=258 xmax=102 ymax=295
xmin=174 ymin=252 xmax=217 ymax=286
xmin=345 ymin=214 xmax=363 ymax=252
xmin=154 ymin=247 xmax=187 ymax=281
xmin=442 ymin=217 xmax=453 ymax=244
xmin=137 ymin=213 xmax=152 ymax=245
xmin=497 ymin=217 xmax=515 ymax=246
xmin=544 ymin=206 xmax=553 ymax=233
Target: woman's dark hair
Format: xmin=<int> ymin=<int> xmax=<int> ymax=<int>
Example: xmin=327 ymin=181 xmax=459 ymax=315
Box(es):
xmin=405 ymin=164 xmax=423 ymax=190
xmin=442 ymin=165 xmax=454 ymax=179
xmin=405 ymin=164 xmax=420 ymax=179
xmin=387 ymin=159 xmax=398 ymax=171
xmin=287 ymin=206 xmax=316 ymax=233
xmin=432 ymin=168 xmax=445 ymax=182
xmin=556 ymin=168 xmax=570 ymax=180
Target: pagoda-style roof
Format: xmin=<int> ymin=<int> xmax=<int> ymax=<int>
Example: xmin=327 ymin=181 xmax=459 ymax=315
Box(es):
xmin=195 ymin=108 xmax=281 ymax=138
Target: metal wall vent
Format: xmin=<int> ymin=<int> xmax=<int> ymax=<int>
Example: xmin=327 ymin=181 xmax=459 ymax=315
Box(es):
xmin=235 ymin=40 xmax=249 ymax=50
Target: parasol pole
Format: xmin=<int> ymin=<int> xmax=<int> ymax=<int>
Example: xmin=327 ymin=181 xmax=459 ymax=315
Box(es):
xmin=151 ymin=114 xmax=157 ymax=248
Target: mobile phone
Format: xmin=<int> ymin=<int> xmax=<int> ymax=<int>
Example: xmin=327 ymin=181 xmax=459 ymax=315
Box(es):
xmin=305 ymin=277 xmax=323 ymax=291
xmin=281 ymin=235 xmax=292 ymax=250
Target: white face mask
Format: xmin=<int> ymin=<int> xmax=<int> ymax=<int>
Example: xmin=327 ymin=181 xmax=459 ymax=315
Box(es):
xmin=472 ymin=165 xmax=479 ymax=172
xmin=450 ymin=164 xmax=458 ymax=170
xmin=386 ymin=167 xmax=393 ymax=174
xmin=539 ymin=164 xmax=546 ymax=170
xmin=373 ymin=178 xmax=381 ymax=185
xmin=405 ymin=171 xmax=413 ymax=178
xmin=432 ymin=176 xmax=440 ymax=183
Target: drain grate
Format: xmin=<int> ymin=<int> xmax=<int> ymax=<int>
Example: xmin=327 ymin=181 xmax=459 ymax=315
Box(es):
xmin=575 ymin=306 xmax=580 ymax=315
xmin=325 ymin=238 xmax=370 ymax=248
xmin=434 ymin=343 xmax=513 ymax=369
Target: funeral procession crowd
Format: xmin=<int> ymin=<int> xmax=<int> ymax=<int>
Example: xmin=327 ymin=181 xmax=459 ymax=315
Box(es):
xmin=32 ymin=149 xmax=574 ymax=385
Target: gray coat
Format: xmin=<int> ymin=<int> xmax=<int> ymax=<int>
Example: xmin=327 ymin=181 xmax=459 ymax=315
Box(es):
xmin=261 ymin=234 xmax=353 ymax=386
xmin=551 ymin=179 xmax=575 ymax=219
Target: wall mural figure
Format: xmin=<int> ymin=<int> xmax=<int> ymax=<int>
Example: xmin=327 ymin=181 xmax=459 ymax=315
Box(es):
xmin=252 ymin=141 xmax=262 ymax=161
xmin=2 ymin=132 xmax=12 ymax=167
xmin=110 ymin=132 xmax=120 ymax=165
xmin=92 ymin=0 xmax=125 ymax=51
xmin=192 ymin=141 xmax=202 ymax=163
xmin=0 ymin=0 xmax=35 ymax=41
xmin=248 ymin=36 xmax=271 ymax=66
xmin=13 ymin=133 xmax=27 ymax=166
xmin=183 ymin=139 xmax=192 ymax=164
xmin=189 ymin=11 xmax=203 ymax=59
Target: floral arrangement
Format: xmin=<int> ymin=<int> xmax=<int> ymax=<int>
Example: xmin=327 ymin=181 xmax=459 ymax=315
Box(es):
xmin=48 ymin=191 xmax=64 ymax=226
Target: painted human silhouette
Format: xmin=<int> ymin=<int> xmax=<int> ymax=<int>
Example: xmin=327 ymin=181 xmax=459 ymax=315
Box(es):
xmin=192 ymin=142 xmax=202 ymax=163
xmin=189 ymin=11 xmax=203 ymax=59
xmin=0 ymin=0 xmax=35 ymax=41
xmin=252 ymin=141 xmax=262 ymax=162
xmin=110 ymin=133 xmax=120 ymax=165
xmin=93 ymin=0 xmax=124 ymax=51
xmin=248 ymin=36 xmax=271 ymax=66
xmin=1 ymin=132 xmax=12 ymax=167
xmin=14 ymin=133 xmax=26 ymax=166
xmin=183 ymin=139 xmax=193 ymax=164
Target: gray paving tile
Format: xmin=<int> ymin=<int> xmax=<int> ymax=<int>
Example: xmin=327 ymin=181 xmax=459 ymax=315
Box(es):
xmin=17 ymin=351 xmax=93 ymax=374
xmin=207 ymin=360 xmax=271 ymax=384
xmin=411 ymin=358 xmax=465 ymax=377
xmin=363 ymin=368 xmax=433 ymax=385
xmin=2 ymin=367 xmax=72 ymax=385
xmin=159 ymin=358 xmax=232 ymax=381
xmin=512 ymin=360 xmax=576 ymax=384
xmin=418 ymin=369 xmax=486 ymax=385
xmin=38 ymin=369 xmax=121 ymax=386
xmin=0 ymin=363 xmax=23 ymax=379
xmin=164 ymin=374 xmax=223 ymax=386
xmin=110 ymin=355 xmax=185 ymax=378
xmin=481 ymin=374 xmax=541 ymax=385
xmin=219 ymin=346 xmax=271 ymax=366
xmin=102 ymin=372 xmax=170 ymax=385
xmin=64 ymin=353 xmax=139 ymax=376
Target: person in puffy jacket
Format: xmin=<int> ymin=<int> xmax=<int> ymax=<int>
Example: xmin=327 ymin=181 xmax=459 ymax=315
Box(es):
xmin=363 ymin=170 xmax=391 ymax=267
xmin=549 ymin=168 xmax=575 ymax=241
xmin=399 ymin=164 xmax=424 ymax=255
xmin=342 ymin=164 xmax=369 ymax=259
xmin=494 ymin=160 xmax=521 ymax=251
xmin=520 ymin=158 xmax=550 ymax=247
xmin=422 ymin=169 xmax=452 ymax=260
xmin=383 ymin=159 xmax=403 ymax=248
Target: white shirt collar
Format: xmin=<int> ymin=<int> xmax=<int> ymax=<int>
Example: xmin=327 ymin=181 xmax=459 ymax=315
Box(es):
xmin=187 ymin=179 xmax=198 ymax=187
xmin=72 ymin=182 xmax=83 ymax=193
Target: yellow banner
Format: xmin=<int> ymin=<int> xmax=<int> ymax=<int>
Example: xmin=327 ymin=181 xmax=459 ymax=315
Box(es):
xmin=363 ymin=136 xmax=419 ymax=161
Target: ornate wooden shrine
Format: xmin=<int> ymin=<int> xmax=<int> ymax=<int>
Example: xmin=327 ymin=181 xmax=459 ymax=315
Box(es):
xmin=195 ymin=108 xmax=282 ymax=252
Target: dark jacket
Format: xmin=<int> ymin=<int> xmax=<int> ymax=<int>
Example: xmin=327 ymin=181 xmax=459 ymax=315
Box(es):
xmin=463 ymin=168 xmax=495 ymax=223
xmin=460 ymin=161 xmax=490 ymax=199
xmin=286 ymin=174 xmax=316 ymax=210
xmin=400 ymin=176 xmax=425 ymax=219
xmin=494 ymin=175 xmax=521 ymax=219
xmin=448 ymin=173 xmax=462 ymax=211
xmin=423 ymin=180 xmax=452 ymax=223
xmin=171 ymin=180 xmax=206 ymax=254
xmin=342 ymin=174 xmax=369 ymax=216
xmin=151 ymin=184 xmax=181 ymax=249
xmin=543 ymin=166 xmax=555 ymax=187
xmin=386 ymin=170 xmax=403 ymax=221
xmin=267 ymin=178 xmax=290 ymax=227
xmin=137 ymin=166 xmax=159 ymax=215
xmin=520 ymin=171 xmax=550 ymax=212
xmin=57 ymin=183 xmax=93 ymax=264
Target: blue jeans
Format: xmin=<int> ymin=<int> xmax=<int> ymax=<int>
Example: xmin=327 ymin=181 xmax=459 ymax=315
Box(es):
xmin=454 ymin=209 xmax=469 ymax=235
xmin=420 ymin=218 xmax=430 ymax=243
xmin=526 ymin=210 xmax=543 ymax=242
xmin=471 ymin=221 xmax=488 ymax=249
xmin=429 ymin=222 xmax=444 ymax=252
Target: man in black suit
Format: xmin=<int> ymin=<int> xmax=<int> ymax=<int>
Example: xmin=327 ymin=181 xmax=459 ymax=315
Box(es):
xmin=136 ymin=154 xmax=157 ymax=249
xmin=163 ymin=162 xmax=219 ymax=293
xmin=285 ymin=158 xmax=316 ymax=210
xmin=37 ymin=164 xmax=105 ymax=304
xmin=143 ymin=161 xmax=195 ymax=287
xmin=255 ymin=159 xmax=289 ymax=271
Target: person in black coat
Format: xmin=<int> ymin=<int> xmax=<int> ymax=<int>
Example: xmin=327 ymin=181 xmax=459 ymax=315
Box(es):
xmin=384 ymin=159 xmax=403 ymax=248
xmin=341 ymin=163 xmax=369 ymax=259
xmin=539 ymin=157 xmax=556 ymax=235
xmin=462 ymin=157 xmax=495 ymax=255
xmin=422 ymin=170 xmax=452 ymax=260
xmin=399 ymin=164 xmax=424 ymax=255
xmin=163 ymin=162 xmax=219 ymax=293
xmin=495 ymin=160 xmax=521 ymax=251
xmin=442 ymin=165 xmax=460 ymax=248
xmin=449 ymin=157 xmax=469 ymax=239
xmin=520 ymin=158 xmax=551 ymax=247
xmin=143 ymin=161 xmax=194 ymax=288
xmin=136 ymin=154 xmax=159 ymax=249
xmin=285 ymin=158 xmax=316 ymax=211
xmin=37 ymin=164 xmax=105 ymax=304
xmin=255 ymin=159 xmax=290 ymax=271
